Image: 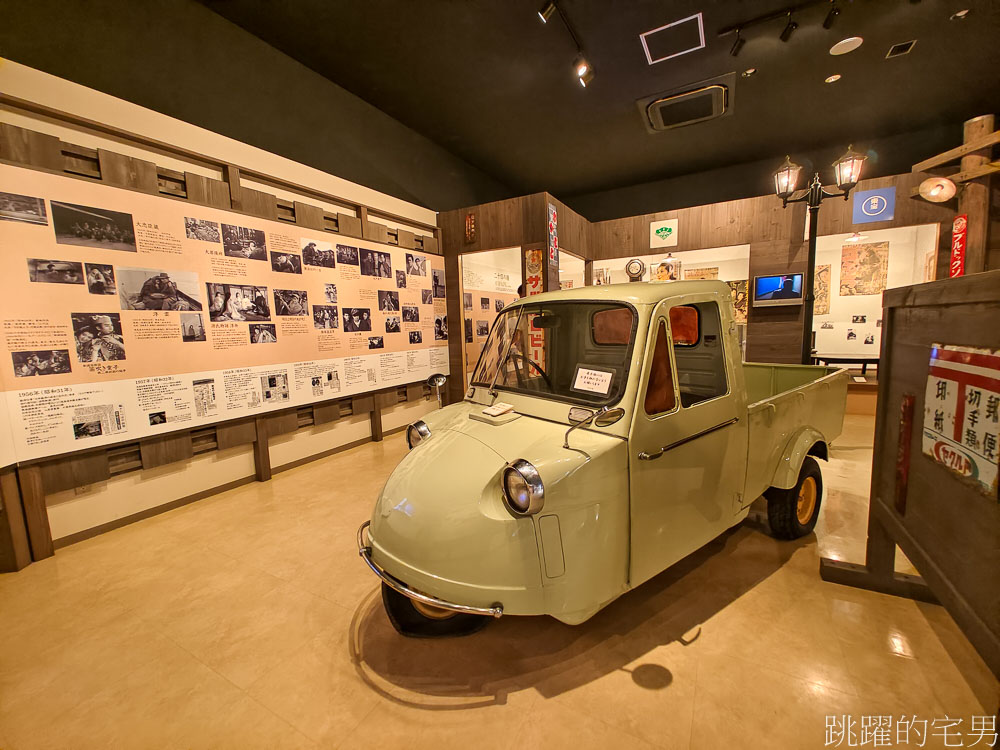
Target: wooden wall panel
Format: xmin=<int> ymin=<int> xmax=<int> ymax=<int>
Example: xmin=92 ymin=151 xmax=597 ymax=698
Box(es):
xmin=294 ymin=200 xmax=325 ymax=230
xmin=375 ymin=389 xmax=399 ymax=410
xmin=396 ymin=229 xmax=417 ymax=249
xmin=97 ymin=149 xmax=159 ymax=194
xmin=439 ymin=194 xmax=545 ymax=256
xmin=265 ymin=409 xmax=298 ymax=437
xmin=240 ymin=187 xmax=278 ymax=221
xmin=16 ymin=465 xmax=52 ymax=560
xmin=216 ymin=418 xmax=257 ymax=449
xmin=0 ymin=468 xmax=31 ymax=571
xmin=421 ymin=234 xmax=440 ymax=254
xmin=363 ymin=220 xmax=390 ymax=244
xmin=816 ymin=173 xmax=952 ymax=236
xmin=351 ymin=394 xmax=374 ymax=416
xmin=0 ymin=123 xmax=62 ymax=170
xmin=338 ymin=212 xmax=363 ymax=239
xmin=745 ymin=236 xmax=809 ymax=364
xmin=40 ymin=452 xmax=111 ymax=494
xmin=185 ymin=172 xmax=231 ymax=209
xmin=139 ymin=432 xmax=194 ymax=469
xmin=406 ymin=383 xmax=425 ymax=402
xmin=312 ymin=401 xmax=341 ymax=425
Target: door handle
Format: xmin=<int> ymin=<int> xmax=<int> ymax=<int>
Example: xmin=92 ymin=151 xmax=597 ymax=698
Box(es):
xmin=638 ymin=449 xmax=664 ymax=461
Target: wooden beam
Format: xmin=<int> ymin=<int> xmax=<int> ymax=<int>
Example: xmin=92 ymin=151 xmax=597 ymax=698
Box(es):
xmin=16 ymin=465 xmax=53 ymax=560
xmin=912 ymin=129 xmax=1000 ymax=173
xmin=957 ymin=115 xmax=995 ymax=275
xmin=947 ymin=161 xmax=1000 ymax=184
xmin=0 ymin=468 xmax=32 ymax=571
xmin=252 ymin=416 xmax=271 ymax=481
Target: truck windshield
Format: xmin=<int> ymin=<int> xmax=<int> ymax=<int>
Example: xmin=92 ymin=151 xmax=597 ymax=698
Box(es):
xmin=471 ymin=301 xmax=637 ymax=406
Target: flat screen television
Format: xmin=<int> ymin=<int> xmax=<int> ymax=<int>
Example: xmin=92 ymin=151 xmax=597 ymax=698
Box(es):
xmin=752 ymin=273 xmax=804 ymax=307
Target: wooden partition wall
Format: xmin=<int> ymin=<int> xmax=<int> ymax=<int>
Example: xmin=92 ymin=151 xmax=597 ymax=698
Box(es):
xmin=439 ymin=174 xmax=957 ymax=401
xmin=0 ymin=110 xmax=442 ymax=570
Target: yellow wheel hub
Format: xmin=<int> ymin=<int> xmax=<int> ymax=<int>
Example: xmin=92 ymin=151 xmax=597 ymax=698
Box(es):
xmin=796 ymin=476 xmax=817 ymax=525
xmin=412 ymin=599 xmax=457 ymax=620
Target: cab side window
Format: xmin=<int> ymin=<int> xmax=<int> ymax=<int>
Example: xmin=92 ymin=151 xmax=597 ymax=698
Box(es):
xmin=670 ymin=302 xmax=728 ymax=407
xmin=643 ymin=321 xmax=676 ymax=416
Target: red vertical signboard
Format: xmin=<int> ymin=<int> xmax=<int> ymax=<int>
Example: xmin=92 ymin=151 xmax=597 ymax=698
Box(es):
xmin=949 ymin=214 xmax=967 ymax=278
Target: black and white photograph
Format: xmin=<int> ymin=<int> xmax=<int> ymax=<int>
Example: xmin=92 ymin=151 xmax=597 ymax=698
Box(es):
xmin=385 ymin=316 xmax=401 ymax=333
xmin=495 ymin=299 xmax=505 ymax=313
xmin=476 ymin=320 xmax=490 ymax=337
xmin=378 ymin=290 xmax=399 ymax=312
xmin=206 ymin=283 xmax=270 ymax=321
xmin=409 ymin=331 xmax=422 ymax=345
xmin=464 ymin=318 xmax=473 ymax=343
xmin=86 ymin=263 xmax=116 ymax=295
xmin=368 ymin=336 xmax=384 ymax=350
xmin=463 ymin=292 xmax=472 ymax=310
xmin=27 ymin=259 xmax=83 ymax=285
xmin=395 ymin=270 xmax=406 ymax=289
xmin=313 ymin=305 xmax=339 ymax=329
xmin=73 ymin=421 xmax=103 ymax=440
xmin=480 ymin=296 xmax=489 ymax=310
xmin=360 ymin=248 xmax=392 ymax=278
xmin=432 ymin=269 xmax=446 ymax=298
xmin=221 ymin=224 xmax=267 ymax=260
xmin=51 ymin=201 xmax=136 ymax=252
xmin=273 ymin=289 xmax=308 ymax=316
xmin=0 ymin=192 xmax=47 ymax=225
xmin=301 ymin=238 xmax=336 ymax=268
xmin=864 ymin=334 xmax=875 ymax=344
xmin=405 ymin=253 xmax=427 ymax=276
xmin=71 ymin=313 xmax=126 ymax=362
xmin=820 ymin=322 xmax=834 ymax=330
xmin=324 ymin=283 xmax=337 ymax=303
xmin=261 ymin=373 xmax=289 ymax=402
xmin=846 ymin=329 xmax=857 ymax=341
xmin=184 ymin=217 xmax=220 ymax=242
xmin=336 ymin=244 xmax=359 ymax=265
xmin=434 ymin=314 xmax=448 ymax=340
xmin=249 ymin=323 xmax=277 ymax=344
xmin=421 ymin=289 xmax=433 ymax=305
xmin=180 ymin=313 xmax=206 ymax=342
xmin=148 ymin=411 xmax=167 ymax=426
xmin=851 ymin=315 xmax=867 ymax=324
xmin=270 ymin=252 xmax=302 ymax=274
xmin=11 ymin=350 xmax=71 ymax=377
xmin=118 ymin=267 xmax=202 ymax=311
xmin=343 ymin=307 xmax=372 ymax=332
xmin=402 ymin=305 xmax=419 ymax=323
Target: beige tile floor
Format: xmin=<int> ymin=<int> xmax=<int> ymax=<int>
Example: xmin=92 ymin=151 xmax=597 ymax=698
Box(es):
xmin=0 ymin=415 xmax=996 ymax=750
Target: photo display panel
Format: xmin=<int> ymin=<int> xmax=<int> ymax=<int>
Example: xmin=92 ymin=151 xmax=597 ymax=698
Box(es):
xmin=0 ymin=165 xmax=449 ymax=461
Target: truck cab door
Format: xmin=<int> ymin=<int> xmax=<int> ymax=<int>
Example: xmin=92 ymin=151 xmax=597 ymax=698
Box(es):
xmin=628 ymin=297 xmax=748 ymax=587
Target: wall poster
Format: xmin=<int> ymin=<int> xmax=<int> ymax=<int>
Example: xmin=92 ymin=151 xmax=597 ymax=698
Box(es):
xmin=684 ymin=267 xmax=718 ymax=280
xmin=813 ymin=264 xmax=831 ymax=315
xmin=726 ymin=280 xmax=748 ymax=325
xmin=839 ymin=241 xmax=889 ymax=296
xmin=0 ymin=165 xmax=449 ymax=462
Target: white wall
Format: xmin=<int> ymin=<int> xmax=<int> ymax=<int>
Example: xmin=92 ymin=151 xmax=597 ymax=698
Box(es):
xmin=593 ymin=244 xmax=750 ymax=283
xmin=559 ymin=252 xmax=586 ymax=289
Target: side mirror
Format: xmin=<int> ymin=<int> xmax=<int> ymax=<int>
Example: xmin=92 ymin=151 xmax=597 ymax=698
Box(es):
xmin=594 ymin=407 xmax=625 ymax=427
xmin=427 ymin=373 xmax=447 ymax=408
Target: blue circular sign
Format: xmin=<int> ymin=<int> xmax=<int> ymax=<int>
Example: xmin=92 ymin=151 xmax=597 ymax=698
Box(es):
xmin=861 ymin=195 xmax=887 ymax=216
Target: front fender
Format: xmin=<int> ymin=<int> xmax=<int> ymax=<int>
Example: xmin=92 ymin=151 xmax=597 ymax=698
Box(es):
xmin=771 ymin=426 xmax=828 ymax=489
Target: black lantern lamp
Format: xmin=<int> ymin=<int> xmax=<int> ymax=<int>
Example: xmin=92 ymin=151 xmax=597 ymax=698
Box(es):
xmin=771 ymin=145 xmax=867 ymax=365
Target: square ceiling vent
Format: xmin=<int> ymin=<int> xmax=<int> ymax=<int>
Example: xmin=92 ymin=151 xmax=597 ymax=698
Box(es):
xmin=640 ymin=13 xmax=705 ymax=65
xmin=886 ymin=40 xmax=917 ymax=58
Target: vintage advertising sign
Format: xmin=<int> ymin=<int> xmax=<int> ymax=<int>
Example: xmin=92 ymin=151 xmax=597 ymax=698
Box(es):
xmin=851 ymin=187 xmax=896 ymax=224
xmin=523 ymin=248 xmax=544 ymax=296
xmin=922 ymin=343 xmax=1000 ymax=495
xmin=547 ymin=203 xmax=559 ymax=264
xmin=464 ymin=212 xmax=476 ymax=244
xmin=649 ymin=219 xmax=678 ymax=249
xmin=949 ymin=214 xmax=968 ymax=278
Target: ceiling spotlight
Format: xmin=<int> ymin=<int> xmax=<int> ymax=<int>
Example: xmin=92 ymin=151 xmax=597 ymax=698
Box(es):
xmin=950 ymin=9 xmax=969 ymax=20
xmin=823 ymin=2 xmax=841 ymax=29
xmin=573 ymin=54 xmax=591 ymax=78
xmin=538 ymin=1 xmax=556 ymax=23
xmin=830 ymin=36 xmax=863 ymax=55
xmin=918 ymin=176 xmax=957 ymax=202
xmin=825 ymin=74 xmax=841 ymax=83
xmin=730 ymin=30 xmax=745 ymax=57
xmin=780 ymin=14 xmax=798 ymax=42
xmin=578 ymin=67 xmax=595 ymax=87
xmin=742 ymin=67 xmax=757 ymax=78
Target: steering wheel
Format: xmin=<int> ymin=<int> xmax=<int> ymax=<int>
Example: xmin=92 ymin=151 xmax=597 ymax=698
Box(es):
xmin=507 ymin=351 xmax=553 ymax=390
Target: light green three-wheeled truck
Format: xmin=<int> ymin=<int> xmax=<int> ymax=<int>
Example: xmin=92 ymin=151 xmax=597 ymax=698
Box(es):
xmin=359 ymin=280 xmax=848 ymax=636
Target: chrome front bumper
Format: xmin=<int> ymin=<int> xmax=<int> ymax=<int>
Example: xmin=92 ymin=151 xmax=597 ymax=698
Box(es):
xmin=357 ymin=521 xmax=503 ymax=618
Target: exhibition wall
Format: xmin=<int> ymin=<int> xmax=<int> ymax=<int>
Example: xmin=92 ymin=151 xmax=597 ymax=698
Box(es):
xmin=559 ymin=252 xmax=586 ymax=289
xmin=460 ymin=247 xmax=520 ymax=385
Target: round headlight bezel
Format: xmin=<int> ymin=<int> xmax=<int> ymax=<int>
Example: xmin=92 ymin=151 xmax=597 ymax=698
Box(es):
xmin=406 ymin=420 xmax=431 ymax=449
xmin=502 ymin=459 xmax=544 ymax=516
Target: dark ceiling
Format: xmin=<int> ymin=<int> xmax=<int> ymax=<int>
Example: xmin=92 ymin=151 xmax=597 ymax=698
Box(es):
xmin=202 ymin=0 xmax=997 ymax=211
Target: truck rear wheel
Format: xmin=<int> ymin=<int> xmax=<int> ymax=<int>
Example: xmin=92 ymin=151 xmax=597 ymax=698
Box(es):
xmin=765 ymin=456 xmax=823 ymax=539
xmin=380 ymin=583 xmax=491 ymax=638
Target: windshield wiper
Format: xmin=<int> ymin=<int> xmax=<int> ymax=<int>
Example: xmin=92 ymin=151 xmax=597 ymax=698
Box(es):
xmin=488 ymin=305 xmax=525 ymax=397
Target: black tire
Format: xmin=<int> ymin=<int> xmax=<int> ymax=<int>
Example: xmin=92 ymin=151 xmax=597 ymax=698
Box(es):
xmin=765 ymin=455 xmax=823 ymax=540
xmin=380 ymin=582 xmax=491 ymax=638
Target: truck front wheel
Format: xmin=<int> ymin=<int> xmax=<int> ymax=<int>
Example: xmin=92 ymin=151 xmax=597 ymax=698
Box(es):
xmin=380 ymin=583 xmax=491 ymax=638
xmin=765 ymin=456 xmax=823 ymax=539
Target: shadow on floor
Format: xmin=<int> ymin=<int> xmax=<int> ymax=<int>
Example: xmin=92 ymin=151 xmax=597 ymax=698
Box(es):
xmin=349 ymin=520 xmax=811 ymax=709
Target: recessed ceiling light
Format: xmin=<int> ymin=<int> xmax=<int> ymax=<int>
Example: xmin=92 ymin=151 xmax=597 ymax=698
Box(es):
xmin=825 ymin=74 xmax=842 ymax=83
xmin=830 ymin=36 xmax=863 ymax=55
xmin=742 ymin=67 xmax=757 ymax=77
xmin=886 ymin=40 xmax=917 ymax=58
xmin=950 ymin=9 xmax=970 ymax=20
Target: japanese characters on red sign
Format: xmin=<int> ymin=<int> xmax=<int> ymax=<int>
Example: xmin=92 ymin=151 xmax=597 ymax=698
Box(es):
xmin=949 ymin=214 xmax=967 ymax=278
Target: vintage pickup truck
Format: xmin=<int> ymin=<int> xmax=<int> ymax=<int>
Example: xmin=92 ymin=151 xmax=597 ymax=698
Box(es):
xmin=359 ymin=281 xmax=848 ymax=636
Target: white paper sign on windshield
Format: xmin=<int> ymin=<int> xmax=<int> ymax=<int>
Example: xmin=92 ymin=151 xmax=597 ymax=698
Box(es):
xmin=572 ymin=366 xmax=613 ymax=396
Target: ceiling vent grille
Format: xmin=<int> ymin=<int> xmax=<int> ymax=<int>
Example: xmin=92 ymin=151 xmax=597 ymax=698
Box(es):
xmin=886 ymin=40 xmax=917 ymax=58
xmin=637 ymin=73 xmax=735 ymax=133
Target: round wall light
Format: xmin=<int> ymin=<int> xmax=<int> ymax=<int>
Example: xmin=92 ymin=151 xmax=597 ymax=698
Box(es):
xmin=830 ymin=36 xmax=863 ymax=55
xmin=825 ymin=74 xmax=842 ymax=83
xmin=742 ymin=67 xmax=757 ymax=78
xmin=918 ymin=176 xmax=957 ymax=202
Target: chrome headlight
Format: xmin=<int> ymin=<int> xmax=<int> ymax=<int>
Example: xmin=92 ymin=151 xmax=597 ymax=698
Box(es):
xmin=406 ymin=420 xmax=431 ymax=449
xmin=502 ymin=459 xmax=544 ymax=516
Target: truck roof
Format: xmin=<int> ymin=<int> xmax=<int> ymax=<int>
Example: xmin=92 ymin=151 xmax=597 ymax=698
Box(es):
xmin=509 ymin=279 xmax=734 ymax=307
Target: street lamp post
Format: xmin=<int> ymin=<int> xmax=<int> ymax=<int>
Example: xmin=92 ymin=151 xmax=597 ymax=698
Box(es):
xmin=773 ymin=146 xmax=867 ymax=365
